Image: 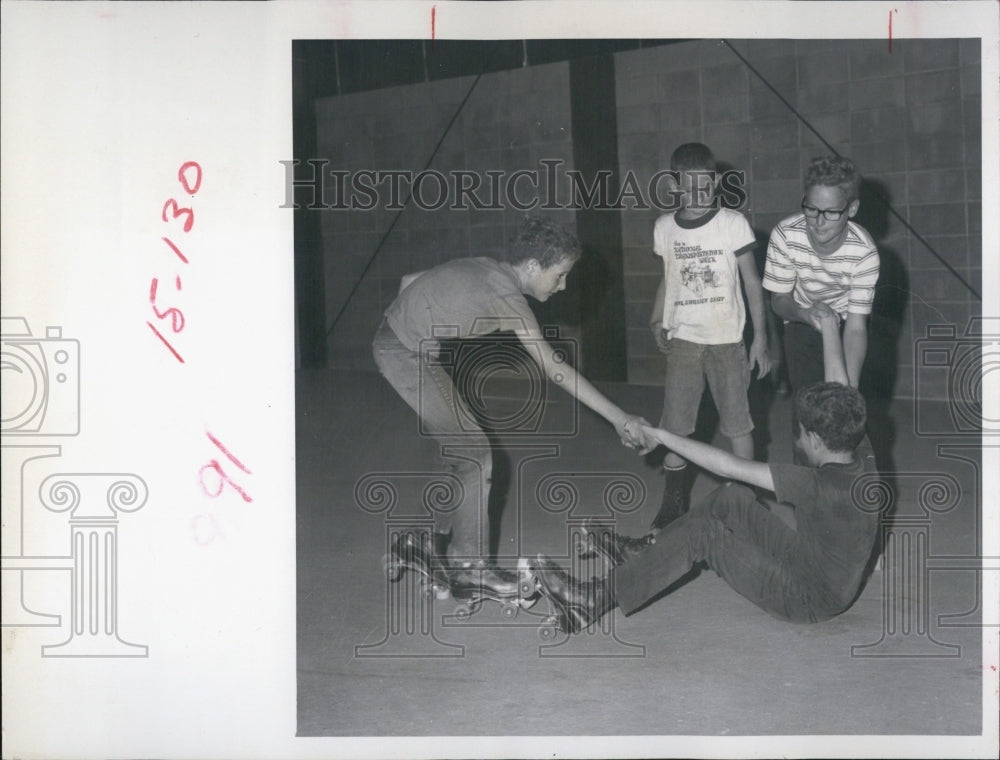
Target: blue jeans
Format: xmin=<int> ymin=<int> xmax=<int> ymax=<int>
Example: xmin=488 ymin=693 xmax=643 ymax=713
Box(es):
xmin=615 ymin=483 xmax=837 ymax=623
xmin=372 ymin=320 xmax=490 ymax=558
xmin=659 ymin=338 xmax=753 ymax=438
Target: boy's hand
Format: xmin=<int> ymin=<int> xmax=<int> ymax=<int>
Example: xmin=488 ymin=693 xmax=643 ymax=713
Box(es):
xmin=815 ymin=308 xmax=841 ymax=331
xmin=619 ymin=415 xmax=655 ymax=454
xmin=651 ymin=321 xmax=668 ymax=352
xmin=747 ymin=338 xmax=771 ymax=379
xmin=639 ymin=423 xmax=665 ymax=455
xmin=806 ymin=302 xmax=836 ymax=331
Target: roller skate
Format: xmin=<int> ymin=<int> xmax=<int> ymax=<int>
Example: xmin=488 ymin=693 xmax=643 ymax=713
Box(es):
xmin=382 ymin=530 xmax=452 ymax=600
xmin=446 ymin=557 xmax=540 ymax=620
xmin=533 ymin=554 xmax=617 ymax=635
xmin=576 ymin=517 xmax=656 ymax=568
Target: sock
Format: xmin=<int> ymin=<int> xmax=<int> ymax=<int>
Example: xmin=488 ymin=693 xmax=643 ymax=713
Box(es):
xmin=651 ymin=463 xmax=688 ymax=530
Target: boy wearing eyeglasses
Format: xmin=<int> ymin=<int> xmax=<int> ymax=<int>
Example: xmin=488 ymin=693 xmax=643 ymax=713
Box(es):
xmin=762 ymin=156 xmax=880 ymax=391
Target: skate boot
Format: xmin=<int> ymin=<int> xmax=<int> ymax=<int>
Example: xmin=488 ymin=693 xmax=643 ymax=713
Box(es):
xmin=446 ymin=559 xmax=535 ymax=619
xmin=578 ymin=517 xmax=656 ymax=567
xmin=650 ymin=464 xmax=689 ymax=531
xmin=383 ymin=530 xmax=452 ymax=599
xmin=533 ymin=554 xmax=617 ymax=634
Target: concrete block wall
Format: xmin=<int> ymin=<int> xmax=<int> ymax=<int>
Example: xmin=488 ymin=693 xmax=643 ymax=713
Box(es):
xmin=615 ymin=38 xmax=982 ymax=400
xmin=311 ymin=38 xmax=981 ymax=401
xmin=315 ymin=62 xmax=577 ymax=371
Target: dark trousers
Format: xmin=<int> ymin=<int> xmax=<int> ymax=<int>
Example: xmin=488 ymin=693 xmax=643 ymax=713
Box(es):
xmin=615 ymin=483 xmax=835 ymax=623
xmin=782 ymin=321 xmax=826 ymax=392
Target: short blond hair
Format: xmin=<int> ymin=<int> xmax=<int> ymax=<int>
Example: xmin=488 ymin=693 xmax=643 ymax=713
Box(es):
xmin=804 ymin=156 xmax=862 ymax=203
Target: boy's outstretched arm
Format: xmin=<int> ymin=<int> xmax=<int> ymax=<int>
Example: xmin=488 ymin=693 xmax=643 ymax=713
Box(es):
xmin=516 ymin=328 xmax=649 ymax=449
xmin=640 ymin=424 xmax=774 ymax=492
xmin=771 ymin=291 xmax=836 ymax=330
xmin=737 ymin=253 xmax=770 ymax=378
xmin=841 ymin=313 xmax=868 ymax=387
xmin=820 ymin=310 xmax=851 ymax=385
xmin=770 ymin=291 xmax=807 ymax=324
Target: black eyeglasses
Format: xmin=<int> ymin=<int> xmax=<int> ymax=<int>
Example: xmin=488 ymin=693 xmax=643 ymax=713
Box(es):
xmin=801 ymin=199 xmax=849 ymax=222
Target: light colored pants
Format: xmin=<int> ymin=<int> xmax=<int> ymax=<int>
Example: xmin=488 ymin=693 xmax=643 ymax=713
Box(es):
xmin=372 ymin=320 xmax=491 ymax=558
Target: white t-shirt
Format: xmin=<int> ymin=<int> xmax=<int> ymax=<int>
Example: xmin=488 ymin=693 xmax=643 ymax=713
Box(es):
xmin=653 ymin=207 xmax=757 ymax=344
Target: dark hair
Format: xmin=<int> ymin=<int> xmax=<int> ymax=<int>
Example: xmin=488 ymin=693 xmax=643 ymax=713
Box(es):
xmin=804 ymin=156 xmax=862 ymax=203
xmin=792 ymin=381 xmax=867 ymax=453
xmin=670 ymin=142 xmax=716 ymax=173
xmin=508 ymin=216 xmax=582 ymax=268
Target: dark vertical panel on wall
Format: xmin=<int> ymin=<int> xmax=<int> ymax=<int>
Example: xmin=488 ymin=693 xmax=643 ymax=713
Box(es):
xmin=336 ymin=40 xmax=426 ymax=93
xmin=568 ymin=54 xmax=627 ymax=380
xmin=292 ymin=41 xmax=330 ymax=368
xmin=527 ymin=39 xmax=640 ymax=65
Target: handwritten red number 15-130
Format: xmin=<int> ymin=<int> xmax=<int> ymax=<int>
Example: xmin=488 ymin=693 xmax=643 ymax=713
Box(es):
xmin=144 ymin=161 xmax=254 ymax=506
xmin=147 ymin=160 xmax=201 ymax=363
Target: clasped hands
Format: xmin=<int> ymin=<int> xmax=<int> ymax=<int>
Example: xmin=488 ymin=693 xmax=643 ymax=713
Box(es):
xmin=806 ymin=302 xmax=839 ymax=331
xmin=617 ymin=415 xmax=657 ymax=455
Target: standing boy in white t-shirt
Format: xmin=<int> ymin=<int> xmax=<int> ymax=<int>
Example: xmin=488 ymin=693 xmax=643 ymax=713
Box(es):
xmin=647 ymin=143 xmax=770 ymax=532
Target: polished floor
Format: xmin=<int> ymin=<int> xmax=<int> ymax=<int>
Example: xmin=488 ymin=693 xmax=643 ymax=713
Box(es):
xmin=296 ymin=368 xmax=983 ymax=738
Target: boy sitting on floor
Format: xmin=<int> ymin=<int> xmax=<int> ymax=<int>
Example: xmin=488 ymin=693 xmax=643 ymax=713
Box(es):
xmin=533 ymin=305 xmax=879 ymax=633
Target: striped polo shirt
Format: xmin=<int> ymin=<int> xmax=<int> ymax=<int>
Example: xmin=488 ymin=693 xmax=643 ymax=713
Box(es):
xmin=763 ymin=214 xmax=880 ymax=317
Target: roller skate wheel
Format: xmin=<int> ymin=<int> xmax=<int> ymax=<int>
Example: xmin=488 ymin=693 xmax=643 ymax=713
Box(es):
xmin=537 ymin=618 xmax=560 ymax=642
xmin=431 ymin=583 xmax=452 ymax=601
xmin=453 ymin=602 xmax=473 ymax=621
xmin=382 ymin=554 xmax=402 ymax=582
xmin=418 ymin=580 xmax=436 ymax=597
xmin=500 ymin=602 xmax=519 ymax=619
xmin=518 ymin=578 xmax=536 ymax=597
